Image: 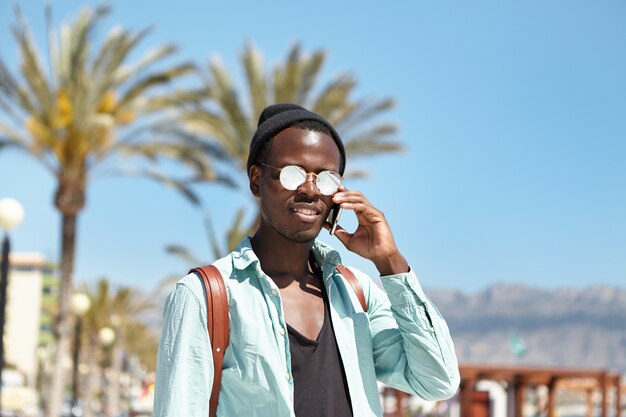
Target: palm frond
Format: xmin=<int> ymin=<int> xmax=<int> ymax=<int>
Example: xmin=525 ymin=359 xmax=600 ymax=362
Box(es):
xmin=0 ymin=123 xmax=28 ymax=149
xmin=226 ymin=207 xmax=249 ymax=253
xmin=342 ymin=169 xmax=369 ymax=179
xmin=242 ymin=43 xmax=267 ymax=121
xmin=0 ymin=123 xmax=57 ymax=174
xmin=64 ymin=6 xmax=108 ymax=87
xmin=0 ymin=63 xmax=38 ymax=117
xmin=343 ymin=123 xmax=403 ymax=157
xmin=81 ymin=278 xmax=111 ymax=331
xmin=117 ymin=140 xmax=223 ymax=184
xmin=141 ymin=87 xmax=209 ymax=111
xmin=274 ymin=43 xmax=302 ymax=104
xmin=117 ymin=62 xmax=196 ymax=110
xmin=179 ymin=109 xmax=239 ymax=156
xmin=116 ymin=167 xmax=203 ymax=206
xmin=0 ymin=85 xmax=28 ymax=127
xmin=298 ymin=49 xmax=325 ymax=104
xmin=203 ymin=209 xmax=225 ymax=261
xmin=150 ymin=126 xmax=234 ymax=164
xmin=165 ymin=244 xmax=203 ymax=266
xmin=12 ymin=7 xmax=53 ymax=119
xmin=154 ymin=273 xmax=183 ymax=295
xmin=310 ymin=74 xmax=356 ymax=120
xmin=112 ymin=44 xmax=178 ymax=85
xmin=203 ymin=207 xmax=250 ymax=260
xmin=90 ymin=25 xmax=143 ymax=83
xmin=333 ymin=97 xmax=396 ymax=133
xmin=208 ymin=59 xmax=251 ymax=161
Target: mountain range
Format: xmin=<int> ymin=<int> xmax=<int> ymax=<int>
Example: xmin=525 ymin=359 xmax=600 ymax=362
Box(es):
xmin=426 ymin=283 xmax=626 ymax=372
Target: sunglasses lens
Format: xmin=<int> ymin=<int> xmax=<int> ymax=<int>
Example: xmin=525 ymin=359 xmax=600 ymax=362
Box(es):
xmin=279 ymin=165 xmax=306 ymax=190
xmin=317 ymin=171 xmax=342 ymax=195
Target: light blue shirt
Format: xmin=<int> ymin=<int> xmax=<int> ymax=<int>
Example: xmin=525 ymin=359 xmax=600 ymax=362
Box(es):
xmin=154 ymin=238 xmax=459 ymax=417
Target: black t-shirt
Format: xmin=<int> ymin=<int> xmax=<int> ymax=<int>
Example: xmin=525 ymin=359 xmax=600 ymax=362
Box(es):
xmin=287 ymin=288 xmax=353 ymax=417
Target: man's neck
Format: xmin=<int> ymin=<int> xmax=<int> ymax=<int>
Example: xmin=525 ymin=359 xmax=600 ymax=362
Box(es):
xmin=250 ymin=227 xmax=316 ymax=288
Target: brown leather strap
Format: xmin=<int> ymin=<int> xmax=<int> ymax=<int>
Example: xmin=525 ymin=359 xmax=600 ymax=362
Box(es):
xmin=190 ymin=265 xmax=229 ymax=417
xmin=336 ymin=265 xmax=367 ymax=313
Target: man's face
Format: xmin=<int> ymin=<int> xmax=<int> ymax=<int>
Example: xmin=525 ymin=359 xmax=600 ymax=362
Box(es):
xmin=250 ymin=127 xmax=342 ymax=243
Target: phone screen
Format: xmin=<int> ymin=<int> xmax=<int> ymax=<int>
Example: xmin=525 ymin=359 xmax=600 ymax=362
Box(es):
xmin=326 ymin=204 xmax=343 ymax=235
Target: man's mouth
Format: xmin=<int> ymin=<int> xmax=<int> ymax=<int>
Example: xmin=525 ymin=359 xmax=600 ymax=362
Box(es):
xmin=291 ymin=207 xmax=321 ymax=223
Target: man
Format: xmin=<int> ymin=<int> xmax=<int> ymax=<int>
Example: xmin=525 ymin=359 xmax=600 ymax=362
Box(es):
xmin=154 ymin=104 xmax=460 ymax=417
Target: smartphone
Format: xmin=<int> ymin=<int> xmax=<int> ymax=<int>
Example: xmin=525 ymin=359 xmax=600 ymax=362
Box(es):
xmin=326 ymin=203 xmax=343 ymax=235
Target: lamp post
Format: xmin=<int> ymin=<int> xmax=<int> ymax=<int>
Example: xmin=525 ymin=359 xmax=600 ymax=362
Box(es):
xmin=108 ymin=315 xmax=122 ymax=417
xmin=36 ymin=346 xmax=48 ymax=412
xmin=70 ymin=292 xmax=91 ymax=416
xmin=99 ymin=327 xmax=115 ymax=417
xmin=0 ymin=198 xmax=24 ymax=411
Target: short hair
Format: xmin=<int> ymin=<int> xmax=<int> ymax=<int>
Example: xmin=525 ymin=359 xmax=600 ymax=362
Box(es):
xmin=254 ymin=120 xmax=343 ymax=169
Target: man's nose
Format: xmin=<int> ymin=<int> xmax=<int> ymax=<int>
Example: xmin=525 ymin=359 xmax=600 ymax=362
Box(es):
xmin=297 ymin=173 xmax=321 ymax=198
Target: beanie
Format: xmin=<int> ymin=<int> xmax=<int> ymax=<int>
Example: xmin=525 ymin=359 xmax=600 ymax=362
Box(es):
xmin=246 ymin=103 xmax=346 ymax=175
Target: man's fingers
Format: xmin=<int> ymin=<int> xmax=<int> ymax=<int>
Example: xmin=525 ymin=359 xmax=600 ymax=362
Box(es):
xmin=333 ymin=190 xmax=370 ymax=205
xmin=332 ymin=224 xmax=352 ymax=246
xmin=338 ymin=202 xmax=384 ymax=223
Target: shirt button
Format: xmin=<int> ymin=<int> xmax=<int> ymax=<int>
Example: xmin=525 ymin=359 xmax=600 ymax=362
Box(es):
xmin=279 ymin=327 xmax=285 ymax=336
xmin=285 ymin=372 xmax=291 ymax=381
xmin=272 ymin=288 xmax=278 ymax=295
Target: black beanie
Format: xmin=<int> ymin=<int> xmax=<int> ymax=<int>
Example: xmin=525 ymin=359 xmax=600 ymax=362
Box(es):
xmin=246 ymin=103 xmax=346 ymax=175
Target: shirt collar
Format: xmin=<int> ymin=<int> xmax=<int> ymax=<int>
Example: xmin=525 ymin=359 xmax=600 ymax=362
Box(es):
xmin=231 ymin=236 xmax=260 ymax=271
xmin=231 ymin=236 xmax=343 ymax=276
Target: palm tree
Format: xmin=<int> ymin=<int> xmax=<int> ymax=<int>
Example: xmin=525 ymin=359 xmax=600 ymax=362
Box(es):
xmin=180 ymin=42 xmax=403 ymax=181
xmin=80 ymin=279 xmax=155 ymax=417
xmin=80 ymin=280 xmax=111 ymax=417
xmin=106 ymin=286 xmax=154 ymax=417
xmin=0 ymin=6 xmax=219 ymax=416
xmin=164 ymin=42 xmax=404 ymax=261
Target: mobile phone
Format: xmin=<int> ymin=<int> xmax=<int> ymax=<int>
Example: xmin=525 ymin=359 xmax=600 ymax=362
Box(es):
xmin=326 ymin=204 xmax=343 ymax=235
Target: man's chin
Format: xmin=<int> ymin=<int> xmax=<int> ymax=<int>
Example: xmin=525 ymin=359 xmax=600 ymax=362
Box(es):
xmin=278 ymin=227 xmax=322 ymax=243
xmin=263 ymin=213 xmax=324 ymax=243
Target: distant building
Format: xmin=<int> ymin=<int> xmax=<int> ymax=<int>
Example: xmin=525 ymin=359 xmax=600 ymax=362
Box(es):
xmin=4 ymin=252 xmax=57 ymax=387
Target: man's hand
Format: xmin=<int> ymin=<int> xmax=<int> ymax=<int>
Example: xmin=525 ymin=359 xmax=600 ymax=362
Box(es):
xmin=326 ymin=186 xmax=409 ymax=276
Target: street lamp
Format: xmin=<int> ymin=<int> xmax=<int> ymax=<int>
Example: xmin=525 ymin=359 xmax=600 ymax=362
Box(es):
xmin=0 ymin=198 xmax=24 ymax=411
xmin=70 ymin=292 xmax=91 ymax=416
xmin=99 ymin=326 xmax=115 ymax=347
xmin=98 ymin=327 xmax=115 ymax=416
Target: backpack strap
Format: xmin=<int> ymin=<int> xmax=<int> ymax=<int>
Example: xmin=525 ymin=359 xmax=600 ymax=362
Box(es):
xmin=336 ymin=265 xmax=368 ymax=313
xmin=190 ymin=265 xmax=229 ymax=417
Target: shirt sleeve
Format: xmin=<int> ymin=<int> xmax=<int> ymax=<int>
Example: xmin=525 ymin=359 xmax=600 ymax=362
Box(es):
xmin=357 ymin=267 xmax=460 ymax=400
xmin=153 ymin=283 xmax=213 ymax=417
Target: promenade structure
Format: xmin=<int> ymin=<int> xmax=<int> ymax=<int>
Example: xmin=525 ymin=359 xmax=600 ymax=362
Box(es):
xmin=458 ymin=365 xmax=623 ymax=417
xmin=382 ymin=365 xmax=624 ymax=417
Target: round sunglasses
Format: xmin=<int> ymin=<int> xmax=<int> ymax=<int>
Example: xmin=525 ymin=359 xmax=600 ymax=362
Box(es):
xmin=258 ymin=163 xmax=342 ymax=195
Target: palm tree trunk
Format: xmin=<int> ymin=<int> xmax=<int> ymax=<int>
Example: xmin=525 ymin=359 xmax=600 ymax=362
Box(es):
xmin=108 ymin=338 xmax=123 ymax=417
xmin=45 ymin=212 xmax=78 ymax=417
xmin=82 ymin=335 xmax=98 ymax=417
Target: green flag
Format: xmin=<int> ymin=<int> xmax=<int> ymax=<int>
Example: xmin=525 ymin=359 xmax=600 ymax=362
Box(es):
xmin=510 ymin=330 xmax=528 ymax=357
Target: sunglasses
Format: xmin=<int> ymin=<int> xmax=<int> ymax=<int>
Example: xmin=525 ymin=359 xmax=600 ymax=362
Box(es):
xmin=258 ymin=163 xmax=342 ymax=195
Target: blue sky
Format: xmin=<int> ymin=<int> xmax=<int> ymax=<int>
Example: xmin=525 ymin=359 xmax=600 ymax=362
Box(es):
xmin=0 ymin=0 xmax=625 ymax=292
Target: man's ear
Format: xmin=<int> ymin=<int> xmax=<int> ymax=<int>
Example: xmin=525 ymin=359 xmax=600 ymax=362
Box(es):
xmin=249 ymin=165 xmax=261 ymax=197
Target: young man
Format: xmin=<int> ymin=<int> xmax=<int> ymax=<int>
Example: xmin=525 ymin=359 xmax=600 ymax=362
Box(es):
xmin=154 ymin=104 xmax=460 ymax=417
